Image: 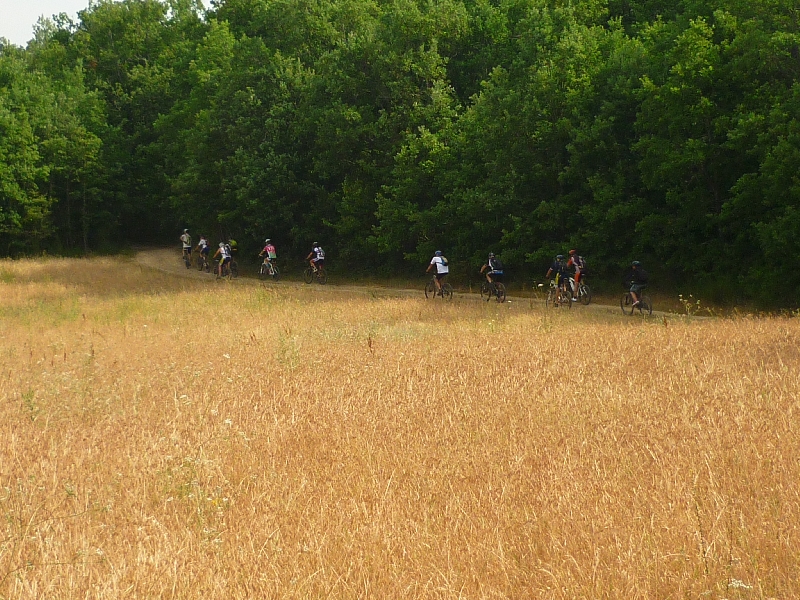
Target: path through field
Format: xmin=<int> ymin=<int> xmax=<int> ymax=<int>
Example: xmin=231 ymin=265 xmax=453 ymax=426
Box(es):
xmin=134 ymin=247 xmax=632 ymax=316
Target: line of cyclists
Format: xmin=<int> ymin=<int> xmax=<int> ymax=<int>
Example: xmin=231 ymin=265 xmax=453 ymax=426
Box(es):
xmin=180 ymin=230 xmax=325 ymax=280
xmin=181 ymin=229 xmax=648 ymax=304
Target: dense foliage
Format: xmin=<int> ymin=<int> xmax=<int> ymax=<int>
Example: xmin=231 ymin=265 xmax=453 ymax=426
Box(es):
xmin=1 ymin=0 xmax=799 ymax=304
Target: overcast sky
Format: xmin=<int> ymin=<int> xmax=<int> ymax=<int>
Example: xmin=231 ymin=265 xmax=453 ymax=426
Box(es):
xmin=0 ymin=0 xmax=208 ymax=47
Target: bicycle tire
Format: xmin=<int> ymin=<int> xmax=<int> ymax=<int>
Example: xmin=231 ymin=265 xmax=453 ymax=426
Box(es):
xmin=442 ymin=282 xmax=454 ymax=300
xmin=620 ymin=293 xmax=631 ymax=314
xmin=480 ymin=282 xmax=491 ymax=302
xmin=639 ymin=295 xmax=653 ymax=315
xmin=424 ymin=280 xmax=436 ymax=299
xmin=183 ymin=253 xmax=192 ymax=269
xmin=230 ymin=261 xmax=239 ymax=278
xmin=303 ymin=268 xmax=313 ymax=284
xmin=317 ymin=269 xmax=327 ymax=285
xmin=579 ymin=283 xmax=591 ymax=305
xmin=271 ymin=265 xmax=280 ymax=281
xmin=546 ymin=288 xmax=556 ymax=308
xmin=495 ymin=283 xmax=506 ymax=303
xmin=563 ymin=289 xmax=573 ymax=309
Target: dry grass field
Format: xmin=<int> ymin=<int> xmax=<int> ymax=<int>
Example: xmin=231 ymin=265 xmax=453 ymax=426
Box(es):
xmin=1 ymin=255 xmax=799 ymax=599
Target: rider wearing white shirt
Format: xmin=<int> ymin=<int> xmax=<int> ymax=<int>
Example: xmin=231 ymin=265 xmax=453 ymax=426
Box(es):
xmin=426 ymin=250 xmax=449 ymax=295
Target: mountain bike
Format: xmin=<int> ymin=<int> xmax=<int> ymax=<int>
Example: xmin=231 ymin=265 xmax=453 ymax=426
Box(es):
xmin=480 ymin=280 xmax=506 ymax=303
xmin=545 ymin=279 xmax=572 ymax=309
xmin=620 ymin=287 xmax=652 ymax=315
xmin=197 ymin=252 xmax=211 ymax=273
xmin=303 ymin=264 xmax=327 ymax=284
xmin=425 ymin=275 xmax=453 ymax=300
xmin=568 ymin=277 xmax=591 ymax=305
xmin=182 ymin=248 xmax=192 ymax=269
xmin=216 ymin=259 xmax=235 ymax=280
xmin=258 ymin=258 xmax=280 ymax=281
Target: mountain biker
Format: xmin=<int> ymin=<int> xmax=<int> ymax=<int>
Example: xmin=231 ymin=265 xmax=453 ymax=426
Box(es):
xmin=480 ymin=252 xmax=504 ymax=285
xmin=306 ymin=242 xmax=325 ymax=272
xmin=259 ymin=238 xmax=277 ymax=274
xmin=180 ymin=229 xmax=192 ymax=261
xmin=426 ymin=250 xmax=449 ymax=295
xmin=567 ymin=249 xmax=586 ymax=301
xmin=196 ymin=235 xmax=210 ymax=266
xmin=623 ymin=261 xmax=649 ymax=306
xmin=545 ymin=254 xmax=568 ymax=290
xmin=213 ymin=242 xmax=232 ymax=277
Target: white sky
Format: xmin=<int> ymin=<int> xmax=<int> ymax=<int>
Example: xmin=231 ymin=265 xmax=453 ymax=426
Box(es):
xmin=0 ymin=0 xmax=208 ymax=47
xmin=0 ymin=0 xmax=93 ymax=46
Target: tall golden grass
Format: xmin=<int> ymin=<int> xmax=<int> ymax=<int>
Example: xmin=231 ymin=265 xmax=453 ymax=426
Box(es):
xmin=1 ymin=255 xmax=798 ymax=598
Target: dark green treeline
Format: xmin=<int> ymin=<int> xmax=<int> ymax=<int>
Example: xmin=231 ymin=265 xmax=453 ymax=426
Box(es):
xmin=1 ymin=0 xmax=799 ymax=304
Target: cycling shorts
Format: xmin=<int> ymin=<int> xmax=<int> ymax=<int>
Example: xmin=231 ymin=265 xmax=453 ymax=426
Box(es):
xmin=200 ymin=247 xmax=209 ymax=255
xmin=219 ymin=256 xmax=231 ymax=265
xmin=630 ymin=283 xmax=646 ymax=294
xmin=488 ymin=271 xmax=503 ymax=281
xmin=312 ymin=258 xmax=325 ymax=266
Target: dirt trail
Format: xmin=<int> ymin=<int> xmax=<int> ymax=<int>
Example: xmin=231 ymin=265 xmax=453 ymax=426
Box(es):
xmin=133 ymin=247 xmax=648 ymax=316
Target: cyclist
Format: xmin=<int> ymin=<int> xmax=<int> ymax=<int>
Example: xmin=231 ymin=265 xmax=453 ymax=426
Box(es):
xmin=426 ymin=250 xmax=449 ymax=295
xmin=566 ymin=249 xmax=586 ymax=301
xmin=213 ymin=241 xmax=232 ymax=277
xmin=480 ymin=252 xmax=504 ymax=285
xmin=545 ymin=254 xmax=569 ymax=297
xmin=306 ymin=242 xmax=325 ymax=272
xmin=623 ymin=261 xmax=649 ymax=306
xmin=180 ymin=229 xmax=192 ymax=263
xmin=196 ymin=235 xmax=210 ymax=268
xmin=259 ymin=238 xmax=277 ymax=274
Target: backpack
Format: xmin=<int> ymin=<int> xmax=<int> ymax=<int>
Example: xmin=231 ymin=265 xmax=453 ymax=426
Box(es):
xmin=575 ymin=255 xmax=586 ymax=270
xmin=491 ymin=257 xmax=504 ymax=271
xmin=440 ymin=256 xmax=448 ymax=266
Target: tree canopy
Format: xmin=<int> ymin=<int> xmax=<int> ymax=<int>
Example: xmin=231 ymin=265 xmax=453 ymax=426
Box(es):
xmin=1 ymin=0 xmax=799 ymax=305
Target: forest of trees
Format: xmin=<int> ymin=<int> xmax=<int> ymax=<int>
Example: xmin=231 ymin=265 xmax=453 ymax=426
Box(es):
xmin=1 ymin=0 xmax=799 ymax=304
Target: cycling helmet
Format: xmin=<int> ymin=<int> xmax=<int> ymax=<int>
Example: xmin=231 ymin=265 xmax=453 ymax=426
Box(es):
xmin=488 ymin=252 xmax=495 ymax=258
xmin=265 ymin=238 xmax=271 ymax=243
xmin=556 ymin=254 xmax=564 ymax=260
xmin=183 ymin=228 xmax=189 ymax=233
xmin=313 ymin=242 xmax=319 ymax=246
xmin=569 ymin=249 xmax=576 ymax=255
xmin=219 ymin=242 xmax=225 ymax=248
xmin=632 ymin=260 xmax=641 ymax=267
xmin=434 ymin=250 xmax=442 ymax=256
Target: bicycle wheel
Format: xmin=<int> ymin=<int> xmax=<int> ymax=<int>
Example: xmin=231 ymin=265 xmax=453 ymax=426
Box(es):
xmin=480 ymin=282 xmax=491 ymax=302
xmin=562 ymin=289 xmax=573 ymax=309
xmin=230 ymin=260 xmax=239 ymax=278
xmin=184 ymin=253 xmax=192 ymax=269
xmin=424 ymin=280 xmax=436 ymax=299
xmin=271 ymin=265 xmax=280 ymax=281
xmin=620 ymin=293 xmax=635 ymax=315
xmin=639 ymin=295 xmax=653 ymax=315
xmin=442 ymin=282 xmax=454 ymax=300
xmin=494 ymin=283 xmax=506 ymax=303
xmin=303 ymin=268 xmax=313 ymax=284
xmin=546 ymin=288 xmax=556 ymax=308
xmin=317 ymin=269 xmax=328 ymax=285
xmin=579 ymin=283 xmax=591 ymax=305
